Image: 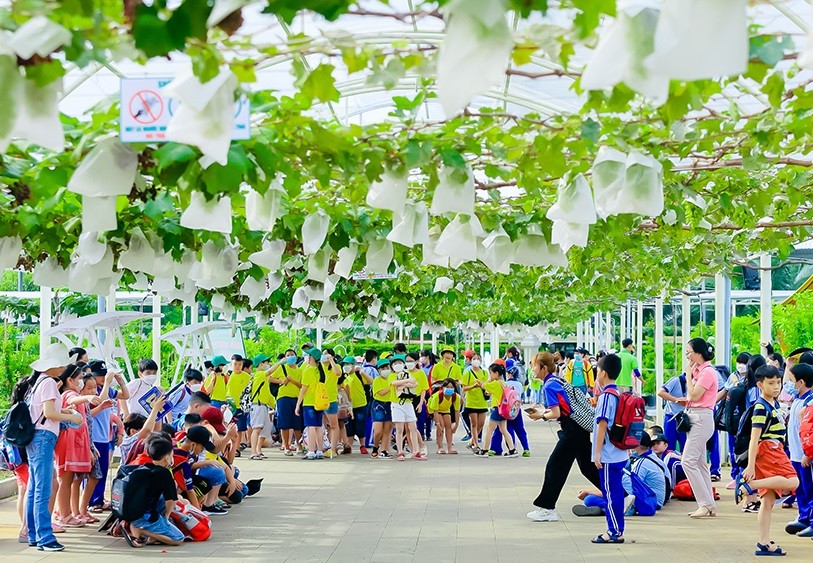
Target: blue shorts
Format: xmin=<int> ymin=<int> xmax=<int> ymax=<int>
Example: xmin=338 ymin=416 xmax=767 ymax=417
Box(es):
xmin=490 ymin=408 xmax=506 ymax=422
xmin=276 ymin=397 xmax=303 ymax=431
xmin=325 ymin=401 xmax=339 ymax=415
xmin=196 ymin=464 xmax=227 ymax=487
xmin=132 ymin=497 xmax=185 ymax=543
xmin=372 ymin=400 xmax=392 ymax=423
xmin=345 ymin=406 xmax=368 ymax=438
xmin=302 ymin=406 xmax=323 ymax=427
xmin=235 ymin=411 xmax=249 ymax=432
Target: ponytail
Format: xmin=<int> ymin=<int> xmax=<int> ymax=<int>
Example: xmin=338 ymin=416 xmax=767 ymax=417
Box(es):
xmin=12 ymin=371 xmax=42 ymax=404
xmin=317 ymin=362 xmax=326 ymax=383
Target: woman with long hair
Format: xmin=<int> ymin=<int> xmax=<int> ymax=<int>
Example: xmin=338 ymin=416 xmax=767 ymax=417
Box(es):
xmin=295 ymin=348 xmax=328 ymax=460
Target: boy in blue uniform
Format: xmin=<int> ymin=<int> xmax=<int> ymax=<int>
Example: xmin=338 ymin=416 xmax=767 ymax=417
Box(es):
xmin=591 ymin=353 xmax=628 ymax=544
xmin=784 ymin=363 xmax=813 ymax=537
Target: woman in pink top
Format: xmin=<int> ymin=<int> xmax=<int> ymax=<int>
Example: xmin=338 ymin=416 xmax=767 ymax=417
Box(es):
xmin=681 ymin=338 xmax=720 ymax=518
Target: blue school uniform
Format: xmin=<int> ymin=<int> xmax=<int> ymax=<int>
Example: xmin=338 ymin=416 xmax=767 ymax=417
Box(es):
xmin=593 ymin=384 xmax=628 ymax=536
xmin=789 ymin=391 xmax=813 ymax=528
xmin=661 ymin=375 xmax=688 ymax=452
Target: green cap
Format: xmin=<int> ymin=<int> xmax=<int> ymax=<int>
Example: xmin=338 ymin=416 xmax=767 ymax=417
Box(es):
xmin=306 ymin=348 xmax=322 ymax=361
xmin=376 ymin=358 xmax=391 ymax=368
xmin=391 ymin=354 xmax=406 ymax=363
xmin=342 ymin=356 xmax=356 ymax=364
xmin=211 ymin=355 xmax=229 ymax=367
xmin=253 ymin=354 xmax=271 ymax=368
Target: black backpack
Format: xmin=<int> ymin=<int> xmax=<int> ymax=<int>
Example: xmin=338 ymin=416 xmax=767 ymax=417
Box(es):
xmin=1 ymin=402 xmax=36 ymax=447
xmin=111 ymin=464 xmax=154 ymax=522
xmin=732 ymin=397 xmax=776 ymax=468
xmin=723 ymin=384 xmax=749 ymax=435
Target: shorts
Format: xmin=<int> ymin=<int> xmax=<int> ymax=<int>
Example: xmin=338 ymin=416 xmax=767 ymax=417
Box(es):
xmin=391 ymin=401 xmax=417 ymax=423
xmin=235 ymin=411 xmax=249 ymax=432
xmin=132 ymin=512 xmax=185 ymax=543
xmin=325 ymin=401 xmax=339 ymax=415
xmin=302 ymin=406 xmax=324 ymax=427
xmin=489 ymin=408 xmax=506 ymax=422
xmin=464 ymin=407 xmax=488 ymax=415
xmin=14 ymin=463 xmax=29 ymax=487
xmin=250 ymin=404 xmax=274 ymax=437
xmin=371 ymin=400 xmax=392 ymax=423
xmin=196 ymin=464 xmax=227 ymax=487
xmin=346 ymin=406 xmax=368 ymax=438
xmin=755 ymin=440 xmax=796 ymax=497
xmin=276 ymin=397 xmax=303 ymax=431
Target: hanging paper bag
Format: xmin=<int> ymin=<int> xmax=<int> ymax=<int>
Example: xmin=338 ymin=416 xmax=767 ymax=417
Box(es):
xmin=478 ymin=226 xmax=513 ymax=274
xmin=365 ymin=239 xmax=393 ymax=274
xmin=434 ymin=215 xmax=483 ymax=263
xmin=366 ymin=170 xmax=407 ymax=213
xmin=33 ymin=257 xmax=68 ymax=288
xmin=615 ymin=150 xmax=664 ymax=217
xmin=0 ymin=237 xmax=22 ymax=270
xmin=248 ymin=239 xmax=286 ymax=271
xmin=9 ymin=16 xmax=71 ymax=59
xmin=430 ymin=166 xmax=475 ymax=216
xmin=189 ymin=241 xmax=238 ymax=289
xmin=9 ymin=77 xmax=64 ymax=152
xmin=319 ymin=299 xmax=340 ymax=318
xmin=180 ymin=191 xmax=233 ymax=234
xmin=512 ymin=226 xmax=567 ymax=268
xmin=333 ymin=242 xmax=358 ymax=279
xmin=387 ymin=200 xmax=418 ymax=247
xmin=68 ymin=137 xmax=138 ymax=198
xmin=550 ymin=222 xmax=590 ymax=252
xmin=306 ymin=248 xmax=331 ymax=283
xmin=240 ymin=276 xmax=270 ymax=308
xmin=592 ymin=146 xmax=627 ymax=219
xmin=645 ymin=0 xmax=748 ymax=81
xmin=244 ymin=181 xmax=285 ymax=232
xmin=546 ymin=174 xmax=597 ymax=225
xmin=411 ymin=201 xmax=430 ymax=245
xmin=433 ymin=276 xmax=454 ymax=294
xmin=301 ymin=211 xmax=330 ymax=255
xmin=422 ymin=230 xmax=450 ymax=268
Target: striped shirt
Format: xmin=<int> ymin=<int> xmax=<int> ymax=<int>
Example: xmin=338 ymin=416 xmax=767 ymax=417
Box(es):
xmin=752 ymin=398 xmax=786 ymax=442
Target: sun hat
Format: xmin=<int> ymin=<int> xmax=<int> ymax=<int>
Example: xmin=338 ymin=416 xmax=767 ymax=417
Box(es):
xmin=390 ymin=354 xmax=407 ymax=363
xmin=440 ymin=347 xmax=456 ymax=358
xmin=306 ymin=348 xmax=322 ymax=361
xmin=211 ymin=355 xmax=229 ymax=368
xmin=342 ymin=356 xmax=356 ymax=364
xmin=376 ymin=358 xmax=391 ymax=369
xmin=252 ymin=354 xmax=271 ymax=368
xmin=31 ymin=343 xmax=73 ymax=372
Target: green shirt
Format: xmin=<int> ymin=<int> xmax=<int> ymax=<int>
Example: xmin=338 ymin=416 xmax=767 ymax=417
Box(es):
xmin=617 ymin=349 xmax=639 ymax=387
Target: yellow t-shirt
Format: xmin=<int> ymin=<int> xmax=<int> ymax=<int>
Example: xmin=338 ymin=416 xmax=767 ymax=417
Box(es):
xmin=461 ymin=368 xmax=489 ymax=410
xmin=319 ymin=365 xmax=340 ymax=402
xmin=347 ymin=373 xmax=368 ymax=408
xmin=300 ymin=365 xmax=320 ymax=407
xmin=204 ymin=373 xmax=228 ymax=402
xmin=372 ymin=375 xmax=394 ymax=402
xmin=275 ymin=364 xmax=301 ymax=399
xmin=484 ymin=380 xmax=505 ymax=407
xmin=227 ymin=370 xmax=251 ymax=400
xmin=250 ymin=371 xmax=276 ymax=407
xmin=432 ymin=362 xmax=462 ymax=382
xmin=410 ymin=369 xmax=429 ymax=397
xmin=435 ymin=392 xmax=460 ymax=414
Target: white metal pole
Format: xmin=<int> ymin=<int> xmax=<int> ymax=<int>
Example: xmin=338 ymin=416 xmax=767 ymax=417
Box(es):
xmin=759 ymin=253 xmax=772 ymax=355
xmin=605 ymin=312 xmax=612 ymax=350
xmin=316 ymin=328 xmax=323 ymax=349
xmin=636 ymin=301 xmax=643 ymax=369
xmin=39 ymin=286 xmax=52 ymax=353
xmin=714 ymin=273 xmax=732 ymax=366
xmin=655 ymin=297 xmax=665 ymax=421
xmin=620 ymin=305 xmax=627 ymax=341
xmin=682 ymin=292 xmax=691 ymax=361
xmin=594 ymin=312 xmax=602 ymax=353
xmin=480 ymin=331 xmax=485 ymax=358
xmin=152 ymin=293 xmax=161 ymax=370
xmin=419 ymin=330 xmax=424 ymax=351
xmin=432 ymin=333 xmax=438 ymax=355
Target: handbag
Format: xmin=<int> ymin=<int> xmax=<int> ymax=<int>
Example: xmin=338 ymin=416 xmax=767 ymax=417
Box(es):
xmin=674 ymin=410 xmax=692 ymax=433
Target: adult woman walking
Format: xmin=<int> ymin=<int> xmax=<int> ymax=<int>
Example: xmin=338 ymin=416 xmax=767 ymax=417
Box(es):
xmin=682 ymin=338 xmax=720 ymax=518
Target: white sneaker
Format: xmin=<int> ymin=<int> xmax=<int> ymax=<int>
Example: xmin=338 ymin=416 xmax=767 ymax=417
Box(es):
xmin=527 ymin=508 xmax=560 ymax=522
xmin=624 ymin=495 xmax=636 ymax=514
xmin=420 ymin=445 xmax=428 ymax=456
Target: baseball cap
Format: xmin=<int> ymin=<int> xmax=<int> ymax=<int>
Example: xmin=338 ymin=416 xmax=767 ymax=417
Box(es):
xmin=201 ymin=406 xmax=227 ymax=434
xmin=305 ymin=348 xmax=322 ymax=361
xmin=185 ymin=425 xmax=216 ymax=452
xmin=211 ymin=355 xmax=229 ymax=368
xmin=252 ymin=354 xmax=272 ymax=368
xmin=376 ymin=358 xmax=391 ymax=369
xmin=391 ymin=354 xmax=406 ymax=363
xmin=651 ymin=433 xmax=668 ymax=444
xmin=505 ymin=358 xmax=516 ymax=370
xmin=301 ymin=342 xmax=314 ymax=350
xmin=463 ymin=349 xmax=475 ymax=359
xmin=493 ymin=358 xmax=506 ymax=367
xmin=342 ymin=356 xmax=356 ymax=364
xmin=87 ymin=359 xmax=108 ymax=376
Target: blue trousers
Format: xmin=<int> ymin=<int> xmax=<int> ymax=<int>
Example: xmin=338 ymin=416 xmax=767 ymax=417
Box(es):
xmin=365 ymin=405 xmax=374 ymax=447
xmin=793 ymin=461 xmax=813 ymax=527
xmin=728 ymin=433 xmax=740 ymax=480
xmin=707 ymin=429 xmax=720 ymax=476
xmin=26 ymin=430 xmax=58 ymax=546
xmin=490 ymin=415 xmax=530 ymax=454
xmin=599 ymin=461 xmax=626 ymax=536
xmin=664 ymin=414 xmax=687 ymax=452
xmin=416 ymin=401 xmax=432 ymax=441
xmin=90 ymin=440 xmax=111 ymax=506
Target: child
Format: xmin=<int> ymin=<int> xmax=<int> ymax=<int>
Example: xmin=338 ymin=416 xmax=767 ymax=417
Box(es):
xmin=740 ymin=365 xmax=800 ymax=556
xmin=475 ymin=364 xmax=518 ymax=458
xmin=126 ymin=435 xmax=185 ymax=547
xmin=591 ymin=353 xmax=629 ymax=544
xmin=389 ymin=355 xmax=427 ymax=461
xmin=432 ymin=378 xmax=461 ymax=455
xmin=370 ymin=358 xmax=394 ymax=459
xmin=650 ymin=433 xmax=686 ymax=486
xmin=783 ymin=363 xmax=813 ymax=538
xmin=490 ymin=366 xmax=530 ymax=457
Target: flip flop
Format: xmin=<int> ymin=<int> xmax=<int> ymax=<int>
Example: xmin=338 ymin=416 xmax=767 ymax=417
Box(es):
xmin=592 ymin=533 xmax=625 ymax=544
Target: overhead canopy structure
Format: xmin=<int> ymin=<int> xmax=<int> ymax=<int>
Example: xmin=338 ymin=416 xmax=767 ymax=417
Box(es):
xmin=1 ymin=0 xmax=813 ymax=332
xmin=162 ymin=321 xmax=244 ymax=383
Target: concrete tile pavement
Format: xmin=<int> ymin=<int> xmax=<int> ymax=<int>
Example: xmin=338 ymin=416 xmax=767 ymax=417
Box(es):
xmin=1 ymin=415 xmax=813 ymax=561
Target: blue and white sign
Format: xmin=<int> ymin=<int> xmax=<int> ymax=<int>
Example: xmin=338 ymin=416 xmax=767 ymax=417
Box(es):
xmin=120 ymin=77 xmax=250 ymax=143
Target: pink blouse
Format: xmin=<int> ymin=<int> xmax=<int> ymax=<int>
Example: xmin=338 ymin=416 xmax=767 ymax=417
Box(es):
xmin=688 ymin=361 xmax=719 ymax=409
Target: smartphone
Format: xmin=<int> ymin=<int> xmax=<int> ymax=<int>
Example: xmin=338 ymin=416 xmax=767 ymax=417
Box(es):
xmin=524 ymin=407 xmax=537 ymax=414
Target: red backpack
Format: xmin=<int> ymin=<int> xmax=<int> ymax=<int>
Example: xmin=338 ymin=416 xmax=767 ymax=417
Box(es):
xmin=604 ymin=388 xmax=646 ymax=450
xmin=800 ymin=399 xmax=813 ymax=459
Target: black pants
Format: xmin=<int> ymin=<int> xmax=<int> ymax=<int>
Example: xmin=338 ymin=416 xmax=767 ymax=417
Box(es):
xmin=533 ymin=417 xmax=601 ymax=509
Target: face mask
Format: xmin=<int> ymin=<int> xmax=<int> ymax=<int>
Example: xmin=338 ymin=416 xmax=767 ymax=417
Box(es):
xmin=783 ymin=381 xmax=798 ymax=398
xmin=472 ymin=360 xmax=482 ymax=368
xmin=379 ymin=369 xmax=391 ymax=377
xmin=444 ymin=388 xmax=454 ymax=397
xmin=141 ymin=374 xmax=157 ymax=385
xmin=574 ymin=353 xmax=582 ymax=361
xmin=286 ymin=356 xmax=297 ymax=364
xmin=320 ymin=354 xmax=330 ymax=363
xmin=190 ymin=383 xmax=203 ymax=392
xmin=77 ymin=379 xmax=84 ymax=391
xmin=736 ymin=363 xmax=747 ymax=375
xmin=342 ymin=365 xmax=353 ymax=374
xmin=405 ymin=362 xmax=416 ymax=371
xmin=392 ymin=363 xmax=405 ymax=373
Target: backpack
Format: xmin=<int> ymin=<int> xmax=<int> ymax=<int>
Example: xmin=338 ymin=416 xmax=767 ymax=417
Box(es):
xmin=733 ymin=397 xmax=775 ymax=468
xmin=672 ymin=478 xmax=721 ymax=501
xmin=497 ymin=383 xmax=521 ymax=420
xmin=605 ymin=388 xmax=646 ymax=450
xmin=314 ymin=381 xmax=331 ymax=411
xmin=800 ymin=396 xmax=813 ymax=459
xmin=337 ymin=387 xmax=352 ymax=419
xmin=170 ymin=503 xmax=212 ymax=542
xmin=111 ymin=464 xmax=154 ymax=522
xmin=551 ymin=376 xmax=595 ymax=432
xmin=1 ymin=402 xmax=36 ymax=448
xmin=508 ymin=363 xmax=526 ymax=386
xmin=723 ymin=384 xmax=749 ymax=435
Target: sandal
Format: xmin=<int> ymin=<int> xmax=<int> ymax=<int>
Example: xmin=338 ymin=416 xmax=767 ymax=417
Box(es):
xmin=397 ymin=453 xmax=406 ymax=461
xmin=736 ymin=476 xmax=755 ymax=505
xmin=591 ymin=532 xmax=625 ymax=544
xmin=250 ymin=454 xmax=264 ymax=460
xmin=449 ymin=448 xmax=458 ymax=454
xmin=122 ymin=526 xmax=146 ymax=548
xmin=755 ymin=541 xmax=786 ymax=556
xmin=81 ymin=513 xmax=100 ymax=524
xmin=437 ymin=449 xmax=446 ymax=455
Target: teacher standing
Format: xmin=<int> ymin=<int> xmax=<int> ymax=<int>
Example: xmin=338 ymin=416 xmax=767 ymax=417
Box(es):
xmin=681 ymin=337 xmax=720 ymax=518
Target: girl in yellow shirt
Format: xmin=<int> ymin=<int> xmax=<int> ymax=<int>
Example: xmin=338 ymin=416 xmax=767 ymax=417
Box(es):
xmin=476 ymin=363 xmax=518 ymax=458
xmin=432 ymin=379 xmax=460 ymax=454
xmin=461 ymin=354 xmax=489 ymax=452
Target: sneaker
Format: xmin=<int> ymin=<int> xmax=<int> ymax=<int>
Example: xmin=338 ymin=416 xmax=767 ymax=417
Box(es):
xmin=522 ymin=451 xmax=531 ymax=458
xmin=37 ymin=541 xmax=64 ymax=552
xmin=710 ymin=474 xmax=721 ymax=482
xmin=315 ymin=451 xmax=324 ymax=459
xmin=475 ymin=450 xmax=489 ymax=458
xmin=786 ymin=520 xmax=807 ymax=535
xmin=796 ymin=526 xmax=813 ymax=537
xmin=284 ymin=449 xmax=294 ymax=457
xmin=726 ymin=479 xmax=737 ymax=490
xmin=360 ymin=447 xmax=369 ymax=455
xmin=302 ymin=452 xmax=317 ymax=460
xmin=379 ymin=451 xmax=392 ymax=459
xmin=202 ymin=504 xmax=229 ymax=516
xmin=462 ymin=434 xmax=471 ymax=442
xmin=504 ymin=449 xmax=519 ymax=458
xmin=487 ymin=450 xmax=496 ymax=457
xmin=743 ymin=501 xmax=761 ymax=513
xmin=527 ymin=508 xmax=560 ymax=522
xmin=623 ymin=494 xmax=636 ymax=514
xmin=572 ymin=504 xmax=604 ymax=517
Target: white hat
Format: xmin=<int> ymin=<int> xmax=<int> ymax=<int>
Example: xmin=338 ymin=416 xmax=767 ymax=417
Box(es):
xmin=30 ymin=343 xmax=73 ymax=372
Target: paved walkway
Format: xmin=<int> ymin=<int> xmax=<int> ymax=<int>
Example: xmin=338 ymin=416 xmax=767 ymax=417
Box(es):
xmin=1 ymin=418 xmax=812 ymax=562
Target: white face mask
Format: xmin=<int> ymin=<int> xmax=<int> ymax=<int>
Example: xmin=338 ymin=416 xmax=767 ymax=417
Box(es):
xmin=472 ymin=360 xmax=482 ymax=368
xmin=405 ymin=362 xmax=416 ymax=371
xmin=342 ymin=365 xmax=353 ymax=374
xmin=190 ymin=383 xmax=203 ymax=392
xmin=392 ymin=363 xmax=405 ymax=373
xmin=141 ymin=374 xmax=157 ymax=385
xmin=736 ymin=363 xmax=747 ymax=375
xmin=380 ymin=369 xmax=391 ymax=377
xmin=77 ymin=379 xmax=84 ymax=391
